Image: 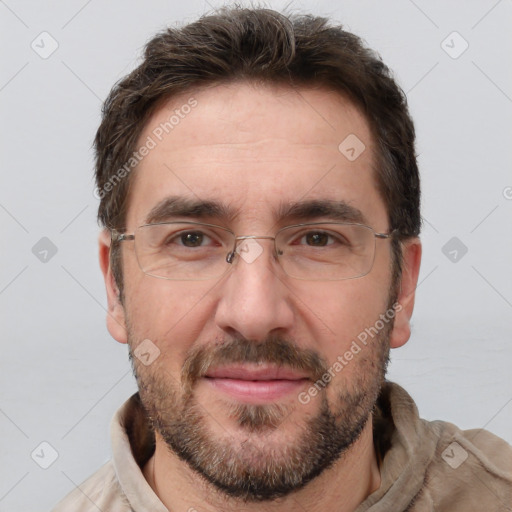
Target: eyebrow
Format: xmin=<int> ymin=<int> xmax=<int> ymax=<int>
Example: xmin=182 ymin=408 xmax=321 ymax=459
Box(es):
xmin=275 ymin=199 xmax=368 ymax=225
xmin=144 ymin=196 xmax=367 ymax=226
xmin=144 ymin=196 xmax=236 ymax=224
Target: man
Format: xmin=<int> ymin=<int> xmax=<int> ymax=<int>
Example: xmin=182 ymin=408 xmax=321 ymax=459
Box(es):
xmin=53 ymin=7 xmax=512 ymax=511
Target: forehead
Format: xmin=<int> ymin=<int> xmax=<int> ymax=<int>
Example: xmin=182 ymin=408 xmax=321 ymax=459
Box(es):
xmin=126 ymin=82 xmax=387 ymax=229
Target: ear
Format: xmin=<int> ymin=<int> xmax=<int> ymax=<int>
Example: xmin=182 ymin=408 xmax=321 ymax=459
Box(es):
xmin=99 ymin=230 xmax=128 ymax=344
xmin=389 ymin=238 xmax=422 ymax=349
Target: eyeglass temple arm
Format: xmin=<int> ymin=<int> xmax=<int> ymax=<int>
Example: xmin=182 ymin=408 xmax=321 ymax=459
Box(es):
xmin=375 ymin=229 xmax=399 ymax=239
xmin=111 ymin=230 xmax=134 ymax=243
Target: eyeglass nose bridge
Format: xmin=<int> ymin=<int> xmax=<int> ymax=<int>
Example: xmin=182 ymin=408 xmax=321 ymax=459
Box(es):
xmin=226 ymin=235 xmax=278 ymax=264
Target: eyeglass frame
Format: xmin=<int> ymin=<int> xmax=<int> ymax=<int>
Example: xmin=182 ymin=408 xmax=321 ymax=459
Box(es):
xmin=111 ymin=221 xmax=398 ymax=281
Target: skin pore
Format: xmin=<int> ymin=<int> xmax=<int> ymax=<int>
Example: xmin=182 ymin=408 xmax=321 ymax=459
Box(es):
xmin=99 ymin=82 xmax=421 ymax=512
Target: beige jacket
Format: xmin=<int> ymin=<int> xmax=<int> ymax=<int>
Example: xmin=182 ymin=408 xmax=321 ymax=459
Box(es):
xmin=52 ymin=382 xmax=512 ymax=511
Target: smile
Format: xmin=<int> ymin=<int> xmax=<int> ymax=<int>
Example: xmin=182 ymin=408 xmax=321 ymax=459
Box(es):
xmin=203 ymin=365 xmax=310 ymax=403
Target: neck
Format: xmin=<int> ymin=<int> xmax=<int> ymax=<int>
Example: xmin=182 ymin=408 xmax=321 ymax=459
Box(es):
xmin=143 ymin=416 xmax=381 ymax=512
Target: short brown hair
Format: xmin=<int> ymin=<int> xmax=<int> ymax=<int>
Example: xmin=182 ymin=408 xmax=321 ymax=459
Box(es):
xmin=95 ymin=7 xmax=420 ymax=293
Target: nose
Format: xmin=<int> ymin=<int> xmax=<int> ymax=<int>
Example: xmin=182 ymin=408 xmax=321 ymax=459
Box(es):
xmin=214 ymin=238 xmax=295 ymax=341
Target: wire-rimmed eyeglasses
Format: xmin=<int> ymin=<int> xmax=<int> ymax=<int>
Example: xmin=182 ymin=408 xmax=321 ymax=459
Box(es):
xmin=111 ymin=221 xmax=397 ymax=281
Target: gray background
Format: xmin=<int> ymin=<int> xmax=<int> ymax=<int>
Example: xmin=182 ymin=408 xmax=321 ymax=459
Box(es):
xmin=1 ymin=0 xmax=511 ymax=510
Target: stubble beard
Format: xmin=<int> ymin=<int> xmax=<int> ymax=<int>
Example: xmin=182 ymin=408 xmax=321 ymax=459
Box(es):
xmin=129 ymin=318 xmax=392 ymax=502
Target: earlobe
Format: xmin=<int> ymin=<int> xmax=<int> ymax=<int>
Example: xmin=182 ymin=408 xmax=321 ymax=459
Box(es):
xmin=98 ymin=230 xmax=128 ymax=344
xmin=389 ymin=238 xmax=422 ymax=349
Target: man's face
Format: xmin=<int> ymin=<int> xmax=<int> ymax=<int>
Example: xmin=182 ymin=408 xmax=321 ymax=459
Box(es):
xmin=114 ymin=83 xmax=399 ymax=500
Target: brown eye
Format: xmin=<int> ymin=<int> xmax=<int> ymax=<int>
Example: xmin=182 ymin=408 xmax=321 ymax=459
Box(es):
xmin=180 ymin=232 xmax=204 ymax=247
xmin=305 ymin=232 xmax=330 ymax=246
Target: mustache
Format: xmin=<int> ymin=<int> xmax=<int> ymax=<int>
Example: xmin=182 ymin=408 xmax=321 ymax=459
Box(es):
xmin=181 ymin=335 xmax=328 ymax=391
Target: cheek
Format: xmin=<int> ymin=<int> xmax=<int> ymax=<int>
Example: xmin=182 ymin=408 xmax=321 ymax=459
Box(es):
xmin=122 ymin=251 xmax=218 ymax=363
xmin=298 ymin=282 xmax=392 ymax=407
xmin=291 ymin=274 xmax=391 ymax=362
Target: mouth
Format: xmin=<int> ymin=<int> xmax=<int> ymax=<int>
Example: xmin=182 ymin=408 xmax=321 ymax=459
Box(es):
xmin=203 ymin=364 xmax=310 ymax=403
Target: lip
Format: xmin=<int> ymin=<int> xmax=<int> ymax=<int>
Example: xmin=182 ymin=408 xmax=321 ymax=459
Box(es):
xmin=203 ymin=364 xmax=310 ymax=403
xmin=205 ymin=364 xmax=309 ymax=381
